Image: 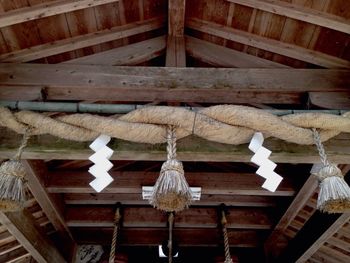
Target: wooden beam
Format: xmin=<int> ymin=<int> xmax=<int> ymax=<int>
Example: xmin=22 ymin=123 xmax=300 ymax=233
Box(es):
xmin=0 ymin=210 xmax=66 ymax=263
xmin=46 ymin=170 xmax=295 ymax=196
xmin=166 ymin=36 xmax=186 ymax=67
xmin=0 ymin=64 xmax=350 ymax=104
xmin=65 ymin=206 xmax=272 ymax=229
xmin=186 ymin=18 xmax=350 ymax=68
xmin=185 ymin=36 xmax=289 ymax=68
xmin=226 ymin=0 xmax=350 ymax=35
xmin=0 ymin=0 xmax=120 ymax=28
xmin=71 ymin=227 xmax=263 ymax=247
xmin=1 ymin=129 xmax=350 ymax=164
xmin=264 ymin=174 xmax=318 ymax=260
xmin=0 ymin=17 xmax=165 ymax=62
xmin=168 ymin=0 xmax=186 ymax=36
xmin=64 ymin=193 xmax=277 ymax=207
xmin=22 ymin=160 xmax=76 ymax=262
xmin=65 ymin=36 xmax=166 ymax=66
xmin=309 ymin=92 xmax=350 ymax=110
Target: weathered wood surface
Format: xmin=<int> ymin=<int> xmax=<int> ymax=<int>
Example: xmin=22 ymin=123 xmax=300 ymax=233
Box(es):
xmin=0 ymin=210 xmax=66 ymax=263
xmin=166 ymin=36 xmax=186 ymax=67
xmin=1 ymin=128 xmax=350 ymax=164
xmin=0 ymin=64 xmax=349 ymax=104
xmin=226 ymin=0 xmax=350 ymax=34
xmin=168 ymin=0 xmax=186 ymax=36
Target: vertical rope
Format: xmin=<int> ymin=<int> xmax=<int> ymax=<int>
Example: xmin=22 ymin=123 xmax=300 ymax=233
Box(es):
xmin=167 ymin=126 xmax=177 ymax=160
xmin=221 ymin=210 xmax=233 ymax=263
xmin=14 ymin=127 xmax=31 ymax=161
xmin=109 ymin=206 xmax=121 ymax=263
xmin=312 ymin=128 xmax=329 ymax=166
xmin=168 ymin=212 xmax=174 ymax=263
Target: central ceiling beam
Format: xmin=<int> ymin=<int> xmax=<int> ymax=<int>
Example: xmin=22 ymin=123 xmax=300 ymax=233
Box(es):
xmin=186 ymin=18 xmax=350 ymax=68
xmin=226 ymin=0 xmax=350 ymax=35
xmin=1 ymin=129 xmax=350 ymax=164
xmin=0 ymin=17 xmax=165 ymax=63
xmin=0 ymin=64 xmax=349 ymax=104
xmin=0 ymin=0 xmax=120 ymax=28
xmin=168 ymin=0 xmax=186 ymax=36
xmin=0 ymin=210 xmax=66 ymax=263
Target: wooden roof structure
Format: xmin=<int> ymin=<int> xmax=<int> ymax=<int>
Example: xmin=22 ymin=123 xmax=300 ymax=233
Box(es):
xmin=0 ymin=0 xmax=349 ymax=262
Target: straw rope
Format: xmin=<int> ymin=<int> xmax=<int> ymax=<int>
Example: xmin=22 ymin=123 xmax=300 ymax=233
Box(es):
xmin=109 ymin=206 xmax=121 ymax=263
xmin=0 ymin=106 xmax=349 ymax=145
xmin=221 ymin=210 xmax=233 ymax=263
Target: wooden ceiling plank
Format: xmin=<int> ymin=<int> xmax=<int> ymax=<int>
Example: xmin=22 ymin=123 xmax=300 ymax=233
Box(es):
xmin=316 ymin=246 xmax=349 ymax=263
xmin=0 ymin=0 xmax=120 ymax=29
xmin=0 ymin=210 xmax=66 ymax=263
xmin=46 ymin=170 xmax=295 ymax=196
xmin=64 ymin=193 xmax=277 ymax=207
xmin=64 ymin=35 xmax=166 ymax=65
xmin=1 ymin=129 xmax=350 ymax=164
xmin=65 ymin=206 xmax=272 ymax=229
xmin=0 ymin=247 xmax=30 ymax=263
xmin=0 ymin=17 xmax=165 ymax=62
xmin=185 ymin=36 xmax=289 ymax=68
xmin=168 ymin=0 xmax=186 ymax=36
xmin=166 ymin=35 xmax=186 ymax=67
xmin=309 ymin=91 xmax=350 ymax=110
xmin=186 ymin=18 xmax=350 ymax=68
xmin=265 ymin=175 xmax=318 ymax=260
xmin=226 ymin=0 xmax=350 ymax=35
xmin=22 ymin=160 xmax=76 ymax=262
xmin=71 ymin=227 xmax=262 ymax=247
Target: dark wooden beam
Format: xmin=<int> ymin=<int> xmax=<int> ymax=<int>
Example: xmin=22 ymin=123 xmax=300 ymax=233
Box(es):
xmin=47 ymin=170 xmax=295 ymax=196
xmin=71 ymin=227 xmax=264 ymax=247
xmin=168 ymin=0 xmax=186 ymax=36
xmin=309 ymin=92 xmax=350 ymax=110
xmin=0 ymin=64 xmax=350 ymax=104
xmin=65 ymin=206 xmax=272 ymax=229
xmin=22 ymin=160 xmax=76 ymax=262
xmin=1 ymin=129 xmax=350 ymax=164
xmin=64 ymin=193 xmax=277 ymax=207
xmin=0 ymin=210 xmax=66 ymax=263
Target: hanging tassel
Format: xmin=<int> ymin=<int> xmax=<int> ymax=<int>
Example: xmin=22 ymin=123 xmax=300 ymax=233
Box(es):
xmin=150 ymin=126 xmax=192 ymax=212
xmin=0 ymin=129 xmax=31 ymax=212
xmin=312 ymin=128 xmax=350 ymax=213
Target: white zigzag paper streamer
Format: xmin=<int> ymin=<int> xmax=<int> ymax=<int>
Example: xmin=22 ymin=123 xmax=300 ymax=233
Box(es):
xmin=88 ymin=134 xmax=114 ymax=192
xmin=248 ymin=132 xmax=283 ymax=192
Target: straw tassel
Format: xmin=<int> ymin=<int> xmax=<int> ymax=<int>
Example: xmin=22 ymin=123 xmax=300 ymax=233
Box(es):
xmin=312 ymin=128 xmax=350 ymax=213
xmin=150 ymin=126 xmax=192 ymax=212
xmin=0 ymin=129 xmax=30 ymax=211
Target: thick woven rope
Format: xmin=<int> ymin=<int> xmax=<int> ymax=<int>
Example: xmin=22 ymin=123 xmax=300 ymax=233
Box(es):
xmin=0 ymin=106 xmax=349 ymax=145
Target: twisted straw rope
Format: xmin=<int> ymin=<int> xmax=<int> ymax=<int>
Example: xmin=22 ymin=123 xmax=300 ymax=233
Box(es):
xmin=109 ymin=207 xmax=121 ymax=263
xmin=0 ymin=105 xmax=349 ymax=145
xmin=221 ymin=210 xmax=233 ymax=263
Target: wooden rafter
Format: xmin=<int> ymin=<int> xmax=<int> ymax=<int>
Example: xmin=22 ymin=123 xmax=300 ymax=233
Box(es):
xmin=166 ymin=36 xmax=186 ymax=67
xmin=0 ymin=210 xmax=66 ymax=263
xmin=65 ymin=36 xmax=166 ymax=66
xmin=1 ymin=129 xmax=349 ymax=164
xmin=0 ymin=64 xmax=349 ymax=105
xmin=22 ymin=160 xmax=76 ymax=261
xmin=0 ymin=17 xmax=165 ymax=63
xmin=168 ymin=0 xmax=186 ymax=36
xmin=186 ymin=18 xmax=350 ymax=68
xmin=185 ymin=36 xmax=289 ymax=68
xmin=0 ymin=0 xmax=120 ymax=28
xmin=226 ymin=0 xmax=350 ymax=34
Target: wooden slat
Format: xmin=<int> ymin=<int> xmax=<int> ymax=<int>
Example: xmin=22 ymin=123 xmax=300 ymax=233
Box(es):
xmin=64 ymin=193 xmax=277 ymax=207
xmin=0 ymin=17 xmax=165 ymax=62
xmin=46 ymin=170 xmax=295 ymax=196
xmin=166 ymin=35 xmax=186 ymax=67
xmin=65 ymin=206 xmax=272 ymax=229
xmin=185 ymin=36 xmax=289 ymax=68
xmin=0 ymin=247 xmax=30 ymax=263
xmin=0 ymin=210 xmax=66 ymax=263
xmin=296 ymin=213 xmax=350 ymax=262
xmin=168 ymin=0 xmax=186 ymax=36
xmin=309 ymin=92 xmax=350 ymax=110
xmin=71 ymin=227 xmax=263 ymax=247
xmin=0 ymin=64 xmax=349 ymax=104
xmin=226 ymin=0 xmax=350 ymax=34
xmin=1 ymin=129 xmax=350 ymax=164
xmin=22 ymin=160 xmax=76 ymax=261
xmin=65 ymin=36 xmax=166 ymax=65
xmin=0 ymin=0 xmax=120 ymax=28
xmin=315 ymin=246 xmax=349 ymax=263
xmin=186 ymin=18 xmax=350 ymax=68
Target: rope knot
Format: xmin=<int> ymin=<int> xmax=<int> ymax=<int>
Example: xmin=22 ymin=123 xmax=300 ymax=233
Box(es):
xmin=161 ymin=159 xmax=184 ymax=174
xmin=314 ymin=164 xmax=343 ymax=181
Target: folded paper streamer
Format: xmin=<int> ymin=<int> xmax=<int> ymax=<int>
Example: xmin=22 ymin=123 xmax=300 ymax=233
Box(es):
xmin=88 ymin=134 xmax=114 ymax=192
xmin=249 ymin=132 xmax=283 ymax=192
